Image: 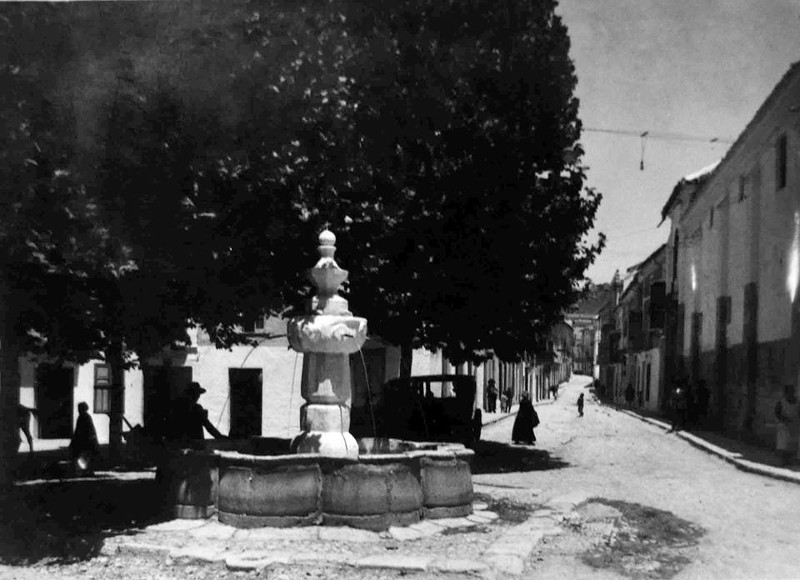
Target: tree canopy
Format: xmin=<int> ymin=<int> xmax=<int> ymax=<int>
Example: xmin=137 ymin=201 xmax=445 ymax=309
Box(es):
xmin=0 ymin=0 xmax=602 ymax=448
xmin=2 ymin=0 xmax=603 ymax=364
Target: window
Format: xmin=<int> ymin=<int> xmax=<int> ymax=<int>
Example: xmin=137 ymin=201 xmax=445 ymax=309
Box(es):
xmin=672 ymin=231 xmax=680 ymax=290
xmin=709 ymin=207 xmax=714 ymax=229
xmin=777 ymin=134 xmax=788 ymax=191
xmin=738 ymin=175 xmax=746 ymax=202
xmin=751 ymin=164 xmax=762 ymax=199
xmin=93 ymin=364 xmax=112 ymax=414
xmin=241 ymin=315 xmax=266 ymax=334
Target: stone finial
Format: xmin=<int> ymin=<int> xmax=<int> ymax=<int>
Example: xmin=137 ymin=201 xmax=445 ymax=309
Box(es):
xmin=315 ymin=230 xmax=338 ymax=268
xmin=309 ymin=229 xmax=350 ymax=315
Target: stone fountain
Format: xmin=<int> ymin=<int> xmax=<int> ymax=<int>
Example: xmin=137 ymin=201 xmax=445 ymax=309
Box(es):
xmin=161 ymin=230 xmax=474 ymax=530
xmin=287 ymin=229 xmax=366 ymax=458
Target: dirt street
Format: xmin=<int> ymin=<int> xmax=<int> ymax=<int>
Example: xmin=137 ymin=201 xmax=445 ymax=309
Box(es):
xmin=478 ymin=375 xmax=800 ymax=579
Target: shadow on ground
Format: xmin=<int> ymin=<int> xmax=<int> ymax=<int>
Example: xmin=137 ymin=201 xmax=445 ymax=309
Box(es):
xmin=579 ymin=498 xmax=705 ymax=579
xmin=471 ymin=440 xmax=570 ymax=474
xmin=0 ymin=471 xmax=165 ymax=565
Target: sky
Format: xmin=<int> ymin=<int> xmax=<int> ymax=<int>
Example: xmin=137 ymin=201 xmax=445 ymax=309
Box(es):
xmin=556 ymin=0 xmax=800 ymax=285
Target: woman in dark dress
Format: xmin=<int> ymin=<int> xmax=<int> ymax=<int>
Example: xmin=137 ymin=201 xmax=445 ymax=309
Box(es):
xmin=69 ymin=402 xmax=99 ymax=471
xmin=512 ymin=392 xmax=538 ymax=445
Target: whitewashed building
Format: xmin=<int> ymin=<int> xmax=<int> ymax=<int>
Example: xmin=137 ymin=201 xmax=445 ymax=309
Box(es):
xmin=661 ymin=61 xmax=800 ymax=440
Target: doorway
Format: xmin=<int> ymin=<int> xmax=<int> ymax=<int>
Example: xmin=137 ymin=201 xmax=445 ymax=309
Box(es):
xmin=142 ymin=366 xmax=193 ymax=436
xmin=229 ymin=369 xmax=263 ymax=438
xmin=35 ymin=365 xmax=75 ymax=439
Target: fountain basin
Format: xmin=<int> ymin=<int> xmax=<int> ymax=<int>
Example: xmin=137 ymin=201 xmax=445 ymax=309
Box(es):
xmin=287 ymin=315 xmax=368 ymax=353
xmin=161 ymin=438 xmax=474 ymax=531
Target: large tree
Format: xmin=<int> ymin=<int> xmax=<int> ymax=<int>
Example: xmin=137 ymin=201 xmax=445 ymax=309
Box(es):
xmin=0 ymin=0 xmax=602 ymax=483
xmin=178 ymin=0 xmax=604 ymax=368
xmin=210 ymin=0 xmax=604 ymax=367
xmin=343 ymin=0 xmax=604 ymax=369
xmin=0 ymin=0 xmax=360 ymax=469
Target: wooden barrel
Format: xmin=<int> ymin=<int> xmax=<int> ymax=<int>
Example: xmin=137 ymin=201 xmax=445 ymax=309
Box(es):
xmin=160 ymin=448 xmax=219 ymax=519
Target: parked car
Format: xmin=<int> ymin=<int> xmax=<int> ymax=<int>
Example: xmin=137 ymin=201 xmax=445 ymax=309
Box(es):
xmin=351 ymin=375 xmax=480 ymax=447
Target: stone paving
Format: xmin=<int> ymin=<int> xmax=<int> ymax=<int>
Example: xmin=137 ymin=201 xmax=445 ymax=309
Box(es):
xmin=101 ymin=493 xmax=586 ymax=576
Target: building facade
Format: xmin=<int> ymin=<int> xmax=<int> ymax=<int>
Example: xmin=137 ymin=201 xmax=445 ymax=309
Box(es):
xmin=16 ymin=316 xmax=570 ymax=448
xmin=661 ymin=61 xmax=800 ymax=440
xmin=608 ymin=247 xmax=667 ymax=411
xmin=566 ymin=284 xmax=616 ymax=378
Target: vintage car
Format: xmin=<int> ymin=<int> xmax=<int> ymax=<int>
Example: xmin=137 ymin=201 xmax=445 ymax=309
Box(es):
xmin=351 ymin=374 xmax=481 ymax=447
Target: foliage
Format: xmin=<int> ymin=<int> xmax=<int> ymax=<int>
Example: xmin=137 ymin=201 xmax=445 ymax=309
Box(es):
xmin=0 ymin=0 xmax=603 ymax=367
xmin=346 ymin=0 xmax=604 ymax=363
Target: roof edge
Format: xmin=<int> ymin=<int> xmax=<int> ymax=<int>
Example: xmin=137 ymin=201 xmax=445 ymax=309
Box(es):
xmin=660 ymin=60 xmax=800 ymax=222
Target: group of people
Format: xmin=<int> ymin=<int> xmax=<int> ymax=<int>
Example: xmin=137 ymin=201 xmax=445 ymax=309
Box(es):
xmin=18 ymin=381 xmax=226 ymax=475
xmin=485 ymin=379 xmax=513 ymax=413
xmin=668 ymin=379 xmax=710 ymax=431
xmin=25 ymin=377 xmax=591 ymax=471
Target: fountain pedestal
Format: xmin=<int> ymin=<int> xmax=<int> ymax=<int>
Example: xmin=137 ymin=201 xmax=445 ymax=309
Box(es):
xmin=287 ymin=231 xmax=367 ymax=458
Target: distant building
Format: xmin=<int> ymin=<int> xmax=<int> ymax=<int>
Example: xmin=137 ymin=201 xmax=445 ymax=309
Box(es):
xmin=607 ymin=247 xmax=667 ymax=411
xmin=661 ymin=61 xmax=800 ymax=440
xmin=566 ymin=285 xmax=616 ymax=378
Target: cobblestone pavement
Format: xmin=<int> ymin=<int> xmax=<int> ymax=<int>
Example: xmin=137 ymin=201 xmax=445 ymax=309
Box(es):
xmin=477 ymin=375 xmax=800 ymax=579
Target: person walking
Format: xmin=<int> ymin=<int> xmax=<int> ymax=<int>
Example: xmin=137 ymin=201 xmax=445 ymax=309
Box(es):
xmin=775 ymin=384 xmax=800 ymax=466
xmin=486 ymin=379 xmax=498 ymax=413
xmin=503 ymin=388 xmax=513 ymax=412
xmin=670 ymin=383 xmax=689 ymax=432
xmin=549 ymin=383 xmax=559 ymax=400
xmin=511 ymin=392 xmax=538 ymax=445
xmin=624 ymin=384 xmax=635 ymax=408
xmin=577 ymin=393 xmax=585 ymax=417
xmin=499 ymin=390 xmax=508 ymax=414
xmin=17 ymin=405 xmax=37 ymax=454
xmin=69 ymin=402 xmax=99 ymax=473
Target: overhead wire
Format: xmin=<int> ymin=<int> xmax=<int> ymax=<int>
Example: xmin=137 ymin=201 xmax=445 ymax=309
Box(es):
xmin=583 ymin=126 xmax=733 ymax=171
xmin=583 ymin=126 xmax=735 ymax=145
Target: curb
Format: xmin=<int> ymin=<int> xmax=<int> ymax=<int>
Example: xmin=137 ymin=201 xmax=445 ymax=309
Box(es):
xmin=617 ymin=409 xmax=800 ymax=486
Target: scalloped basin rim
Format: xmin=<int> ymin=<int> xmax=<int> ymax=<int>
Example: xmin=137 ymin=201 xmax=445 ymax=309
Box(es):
xmin=167 ymin=437 xmax=475 ymax=529
xmin=214 ymin=447 xmax=474 ymax=464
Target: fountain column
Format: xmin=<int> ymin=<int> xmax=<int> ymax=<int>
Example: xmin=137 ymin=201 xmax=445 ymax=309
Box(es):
xmin=287 ymin=230 xmax=367 ymax=458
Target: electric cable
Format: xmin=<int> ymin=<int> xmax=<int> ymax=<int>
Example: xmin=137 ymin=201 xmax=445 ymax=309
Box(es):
xmin=584 ymin=126 xmax=734 ymax=145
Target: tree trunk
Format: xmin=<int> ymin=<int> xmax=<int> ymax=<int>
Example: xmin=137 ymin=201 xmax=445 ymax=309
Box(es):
xmin=107 ymin=339 xmax=125 ymax=463
xmin=399 ymin=342 xmax=413 ymax=380
xmin=0 ymin=287 xmax=21 ymax=490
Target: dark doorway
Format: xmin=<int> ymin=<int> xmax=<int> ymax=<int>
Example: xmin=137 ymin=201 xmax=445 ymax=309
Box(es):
xmin=35 ymin=365 xmax=75 ymax=439
xmin=229 ymin=369 xmax=262 ymax=438
xmin=142 ymin=366 xmax=193 ymax=437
